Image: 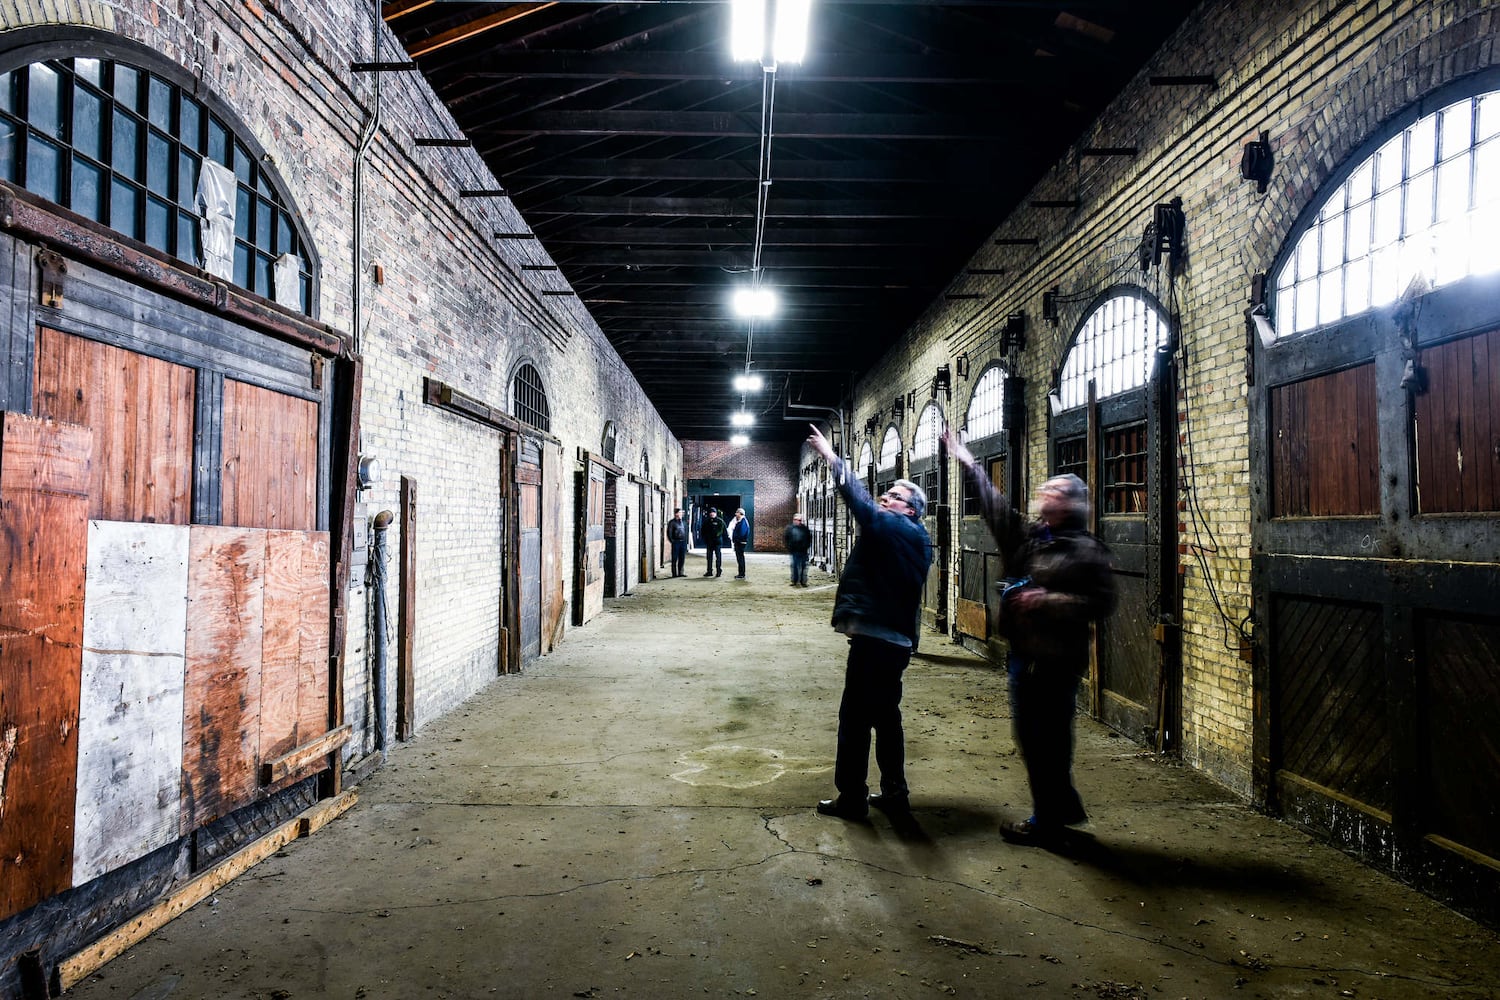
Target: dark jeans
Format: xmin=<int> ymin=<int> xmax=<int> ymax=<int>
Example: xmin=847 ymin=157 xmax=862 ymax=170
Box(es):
xmin=670 ymin=541 xmax=687 ymax=575
xmin=733 ymin=543 xmax=747 ymax=576
xmin=705 ymin=546 xmax=721 ymax=574
xmin=1007 ymin=653 xmax=1086 ymax=827
xmin=789 ymin=551 xmax=808 ymax=584
xmin=834 ymin=636 xmax=912 ymax=803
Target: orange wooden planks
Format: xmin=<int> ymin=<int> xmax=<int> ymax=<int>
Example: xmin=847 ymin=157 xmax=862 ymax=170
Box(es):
xmin=221 ymin=379 xmax=318 ymax=531
xmin=0 ymin=413 xmax=91 ymax=921
xmin=182 ymin=527 xmax=265 ymax=829
xmin=260 ymin=530 xmax=330 ymax=775
xmin=32 ymin=327 xmax=194 ymax=524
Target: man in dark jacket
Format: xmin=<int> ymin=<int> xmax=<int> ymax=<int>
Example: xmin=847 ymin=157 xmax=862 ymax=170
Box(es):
xmin=806 ymin=424 xmax=933 ymax=821
xmin=666 ymin=508 xmax=688 ymax=577
xmin=943 ymin=427 xmax=1115 ymax=844
xmin=783 ymin=513 xmax=812 ymax=586
xmin=700 ymin=507 xmax=726 ymax=577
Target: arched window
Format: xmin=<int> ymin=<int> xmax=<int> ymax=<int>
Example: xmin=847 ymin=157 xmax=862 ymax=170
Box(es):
xmin=600 ymin=421 xmax=617 ymax=462
xmin=877 ymin=426 xmax=901 ymax=472
xmin=911 ymin=402 xmax=942 ymax=460
xmin=1274 ymin=90 xmax=1500 ymax=337
xmin=512 ymin=362 xmax=550 ymax=431
xmin=964 ymin=365 xmax=1006 ymax=441
xmin=1058 ymin=291 xmax=1169 ymax=409
xmin=0 ymin=56 xmax=314 ymax=312
xmin=856 ymin=440 xmax=873 ymax=471
xmin=640 ymin=450 xmax=650 ymax=481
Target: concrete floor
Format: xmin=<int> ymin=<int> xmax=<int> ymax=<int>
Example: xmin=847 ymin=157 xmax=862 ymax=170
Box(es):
xmin=66 ymin=553 xmax=1500 ymax=1000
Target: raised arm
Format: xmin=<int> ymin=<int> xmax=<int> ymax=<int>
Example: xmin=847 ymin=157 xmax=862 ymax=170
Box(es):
xmin=942 ymin=427 xmax=1024 ymax=558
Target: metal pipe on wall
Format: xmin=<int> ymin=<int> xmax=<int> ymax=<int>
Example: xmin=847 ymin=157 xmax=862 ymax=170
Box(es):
xmin=370 ymin=510 xmax=394 ymax=756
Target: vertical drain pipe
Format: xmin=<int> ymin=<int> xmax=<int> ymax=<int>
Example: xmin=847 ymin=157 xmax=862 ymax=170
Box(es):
xmin=370 ymin=510 xmax=393 ymax=756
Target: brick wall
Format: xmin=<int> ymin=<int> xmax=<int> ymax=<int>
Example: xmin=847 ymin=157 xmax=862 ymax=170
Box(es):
xmin=840 ymin=0 xmax=1500 ymax=798
xmin=682 ymin=439 xmax=799 ymax=551
xmin=0 ymin=1 xmax=685 ymax=743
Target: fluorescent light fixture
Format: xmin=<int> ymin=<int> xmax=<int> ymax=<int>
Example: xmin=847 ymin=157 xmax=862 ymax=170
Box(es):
xmin=731 ymin=0 xmax=811 ymax=65
xmin=731 ymin=411 xmax=756 ymax=428
xmin=730 ymin=0 xmax=766 ymax=62
xmin=733 ymin=373 xmax=764 ymax=392
xmin=773 ymin=0 xmax=811 ymax=64
xmin=732 ymin=286 xmax=778 ymax=319
xmin=731 ymin=433 xmax=751 ymax=446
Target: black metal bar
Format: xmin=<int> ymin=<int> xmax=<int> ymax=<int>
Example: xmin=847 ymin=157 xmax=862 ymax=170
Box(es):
xmin=351 ymin=61 xmax=418 ymax=73
xmin=459 ymin=189 xmax=508 ymax=197
xmin=495 ymin=232 xmax=538 ymax=240
xmin=414 ymin=138 xmax=473 ymax=148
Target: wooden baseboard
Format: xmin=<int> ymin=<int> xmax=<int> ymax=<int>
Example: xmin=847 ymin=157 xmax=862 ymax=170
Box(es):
xmin=56 ymin=789 xmax=358 ymax=992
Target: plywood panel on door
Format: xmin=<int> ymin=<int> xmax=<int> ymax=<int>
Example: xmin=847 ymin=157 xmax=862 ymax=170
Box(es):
xmin=222 ymin=378 xmax=318 ymax=530
xmin=32 ymin=326 xmax=194 ymax=524
xmin=182 ymin=526 xmax=265 ymax=829
xmin=74 ymin=521 xmax=189 ymax=884
xmin=0 ymin=413 xmax=90 ymax=921
xmin=260 ymin=530 xmax=331 ymax=771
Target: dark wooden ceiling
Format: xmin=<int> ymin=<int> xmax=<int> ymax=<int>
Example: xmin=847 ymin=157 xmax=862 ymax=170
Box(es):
xmin=384 ymin=1 xmax=1199 ymax=442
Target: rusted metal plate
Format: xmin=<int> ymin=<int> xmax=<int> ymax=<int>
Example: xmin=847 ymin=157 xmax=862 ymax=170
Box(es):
xmin=32 ymin=326 xmax=194 ymax=524
xmin=221 ymin=378 xmax=318 ymax=531
xmin=74 ymin=520 xmax=189 ymax=884
xmin=0 ymin=413 xmax=90 ymax=921
xmin=182 ymin=527 xmax=265 ymax=830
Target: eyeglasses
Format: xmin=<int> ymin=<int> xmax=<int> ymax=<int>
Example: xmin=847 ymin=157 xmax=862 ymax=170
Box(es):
xmin=880 ymin=490 xmax=910 ymax=505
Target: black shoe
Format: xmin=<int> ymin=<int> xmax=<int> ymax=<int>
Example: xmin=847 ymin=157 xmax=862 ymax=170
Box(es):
xmin=734 ymin=574 xmax=745 ymax=579
xmin=999 ymin=816 xmax=1061 ymax=845
xmin=868 ymin=792 xmax=910 ymax=814
xmin=816 ymin=798 xmax=868 ymax=821
xmin=716 ymin=570 xmax=722 ymax=577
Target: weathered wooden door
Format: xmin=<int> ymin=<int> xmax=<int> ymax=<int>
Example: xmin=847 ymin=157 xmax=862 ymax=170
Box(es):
xmin=517 ymin=435 xmax=544 ymax=665
xmin=574 ymin=458 xmax=606 ymax=626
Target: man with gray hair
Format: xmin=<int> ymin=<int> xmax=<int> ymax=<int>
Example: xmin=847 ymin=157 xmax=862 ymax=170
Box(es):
xmin=943 ymin=427 xmax=1115 ymax=844
xmin=806 ymin=424 xmax=933 ymax=821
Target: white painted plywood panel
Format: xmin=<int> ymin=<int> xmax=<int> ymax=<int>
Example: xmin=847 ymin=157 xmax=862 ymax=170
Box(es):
xmin=73 ymin=521 xmax=189 ymax=883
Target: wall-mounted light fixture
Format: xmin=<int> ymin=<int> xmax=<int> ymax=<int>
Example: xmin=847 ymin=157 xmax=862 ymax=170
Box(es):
xmin=1240 ymin=131 xmax=1273 ymax=194
xmin=1245 ymin=303 xmax=1276 ymax=348
xmin=731 ymin=433 xmax=751 ymax=447
xmin=1000 ymin=312 xmax=1027 ymax=354
xmin=905 ymin=390 xmax=917 ymax=412
xmin=730 ymin=0 xmax=812 ymax=66
xmin=1042 ymin=287 xmax=1060 ymax=326
xmin=891 ymin=396 xmax=903 ymax=419
xmin=955 ymin=353 xmax=970 ymax=379
xmin=733 ymin=372 xmax=764 ymax=392
xmin=933 ymin=364 xmax=951 ymax=399
xmin=731 ymin=410 xmax=756 ymax=428
xmin=1140 ymin=196 xmax=1186 ymax=273
xmin=1047 ymin=387 xmax=1064 ymax=417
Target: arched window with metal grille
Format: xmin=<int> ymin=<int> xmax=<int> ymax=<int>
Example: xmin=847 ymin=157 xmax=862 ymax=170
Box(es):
xmin=877 ymin=425 xmax=901 ymax=473
xmin=512 ymin=362 xmax=551 ymax=432
xmin=1057 ymin=291 xmax=1169 ymax=410
xmin=963 ymin=364 xmax=1006 ymax=442
xmin=911 ymin=402 xmax=942 ymax=460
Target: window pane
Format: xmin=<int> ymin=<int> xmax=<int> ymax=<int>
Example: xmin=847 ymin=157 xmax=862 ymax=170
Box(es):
xmin=1435 ymin=153 xmax=1470 ymax=222
xmin=72 ymin=87 xmax=102 ymax=159
xmin=276 ymin=212 xmax=293 ymax=255
xmin=1478 ymin=138 xmax=1500 ymax=205
xmin=148 ymin=76 xmax=171 ymax=131
xmin=207 ymin=115 xmax=227 ymax=164
xmin=1346 ymin=198 xmax=1373 ymax=259
xmin=1480 ymin=94 xmax=1500 ymax=142
xmin=146 ymin=128 xmax=171 ymax=195
xmin=25 ymin=133 xmax=62 ymax=202
xmin=1294 ymin=278 xmax=1318 ymax=333
xmin=256 ymin=196 xmax=272 ymax=249
xmin=1373 ymin=188 xmax=1401 ymax=246
xmin=1370 ymin=244 xmax=1399 ymax=307
xmin=1296 ymin=228 xmax=1319 ymax=280
xmin=233 ymin=241 xmax=249 ymax=287
xmin=1318 ymin=269 xmax=1344 ymax=326
xmin=178 ymin=149 xmax=199 ymax=204
xmin=1405 ymin=168 xmax=1434 ymax=233
xmin=1375 ymin=133 xmax=1404 ymax=192
xmin=235 ymin=185 xmax=250 ymax=239
xmin=110 ymin=177 xmax=139 ymax=237
xmin=111 ymin=111 xmax=138 ymax=176
xmin=233 ymin=140 xmax=252 ymax=185
xmin=254 ymin=251 xmax=272 ymax=296
xmin=1440 ymin=100 xmax=1473 ymax=161
xmin=1347 ymin=159 xmax=1374 ymax=203
xmin=27 ymin=63 xmax=62 ymax=138
xmin=0 ymin=71 xmax=15 ymax=115
xmin=73 ymin=58 xmax=101 ymax=87
xmin=1408 ymin=114 xmax=1436 ymax=173
xmin=177 ymin=210 xmax=200 ymax=264
xmin=179 ymin=95 xmax=201 ymax=150
xmin=145 ymin=194 xmax=171 ymax=251
xmin=1344 ymin=257 xmax=1371 ymax=314
xmin=1320 ymin=213 xmax=1345 ymax=272
xmin=0 ymin=117 xmax=17 ymax=182
xmin=71 ymin=155 xmax=103 ymax=220
xmin=112 ymin=64 xmax=139 ymax=111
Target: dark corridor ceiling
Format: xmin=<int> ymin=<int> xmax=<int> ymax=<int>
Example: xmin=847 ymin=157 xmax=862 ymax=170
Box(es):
xmin=384 ymin=1 xmax=1199 ymax=443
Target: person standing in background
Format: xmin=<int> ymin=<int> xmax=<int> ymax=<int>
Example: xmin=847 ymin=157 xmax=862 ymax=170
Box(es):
xmin=666 ymin=507 xmax=688 ymax=577
xmin=729 ymin=507 xmax=751 ymax=579
xmin=784 ymin=513 xmax=812 ymax=587
xmin=700 ymin=507 xmax=726 ymax=577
